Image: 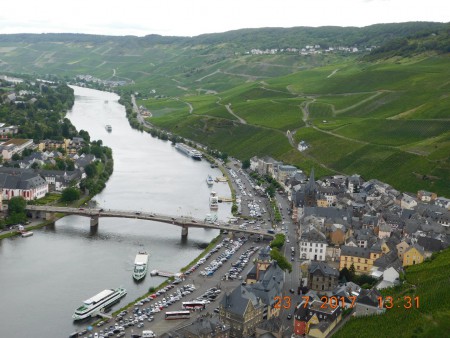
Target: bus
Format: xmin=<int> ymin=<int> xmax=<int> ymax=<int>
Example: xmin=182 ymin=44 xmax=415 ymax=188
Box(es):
xmin=164 ymin=310 xmax=191 ymax=320
xmin=182 ymin=301 xmax=206 ymax=310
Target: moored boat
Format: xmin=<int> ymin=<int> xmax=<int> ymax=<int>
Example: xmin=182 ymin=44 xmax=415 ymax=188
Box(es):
xmin=105 ymin=125 xmax=112 ymax=132
xmin=72 ymin=287 xmax=127 ymax=320
xmin=133 ymin=251 xmax=149 ymax=281
xmin=206 ymin=175 xmax=214 ymax=186
xmin=21 ymin=231 xmax=33 ymax=237
xmin=175 ymin=143 xmax=202 ymax=160
xmin=209 ymin=191 xmax=219 ymax=209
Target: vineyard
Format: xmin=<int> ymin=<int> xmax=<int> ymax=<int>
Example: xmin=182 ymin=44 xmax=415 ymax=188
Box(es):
xmin=334 ymin=248 xmax=450 ymax=337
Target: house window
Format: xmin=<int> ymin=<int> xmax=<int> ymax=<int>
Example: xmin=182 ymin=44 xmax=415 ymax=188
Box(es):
xmin=309 ymin=248 xmax=312 ymax=252
xmin=357 ymin=266 xmax=360 ymax=270
xmin=358 ymin=258 xmax=361 ymax=263
xmin=364 ymin=267 xmax=367 ymax=271
xmin=320 ymin=249 xmax=323 ymax=253
xmin=365 ymin=259 xmax=368 ymax=263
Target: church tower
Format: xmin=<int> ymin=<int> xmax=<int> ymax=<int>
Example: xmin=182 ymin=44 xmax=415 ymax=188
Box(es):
xmin=304 ymin=168 xmax=317 ymax=207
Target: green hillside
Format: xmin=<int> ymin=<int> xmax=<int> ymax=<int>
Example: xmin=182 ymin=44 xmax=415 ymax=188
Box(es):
xmin=1 ymin=23 xmax=449 ymax=196
xmin=334 ymin=248 xmax=450 ymax=338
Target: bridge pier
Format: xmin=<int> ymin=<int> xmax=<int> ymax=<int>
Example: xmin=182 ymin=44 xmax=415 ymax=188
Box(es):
xmin=45 ymin=212 xmax=55 ymax=221
xmin=29 ymin=210 xmax=38 ymax=219
xmin=90 ymin=216 xmax=99 ymax=227
xmin=181 ymin=225 xmax=188 ymax=239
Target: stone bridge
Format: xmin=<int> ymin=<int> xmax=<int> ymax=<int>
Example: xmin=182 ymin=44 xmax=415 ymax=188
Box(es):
xmin=25 ymin=205 xmax=275 ymax=239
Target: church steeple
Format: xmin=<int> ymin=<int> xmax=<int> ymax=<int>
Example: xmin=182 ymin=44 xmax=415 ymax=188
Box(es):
xmin=309 ymin=167 xmax=315 ymax=184
xmin=304 ymin=167 xmax=317 ymax=207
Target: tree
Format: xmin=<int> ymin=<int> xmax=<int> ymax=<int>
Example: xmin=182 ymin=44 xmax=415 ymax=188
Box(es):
xmin=8 ymin=197 xmax=27 ymax=215
xmin=11 ymin=153 xmax=21 ymax=161
xmin=84 ymin=163 xmax=97 ymax=178
xmin=349 ymin=263 xmax=356 ymax=280
xmin=6 ymin=196 xmax=27 ymax=225
xmin=242 ymin=159 xmax=251 ymax=169
xmin=265 ymin=185 xmax=275 ymax=198
xmin=30 ymin=162 xmax=40 ymax=169
xmin=61 ymin=187 xmax=81 ymax=202
xmin=339 ymin=267 xmax=352 ymax=282
xmin=270 ymin=233 xmax=286 ymax=249
xmin=270 ymin=247 xmax=292 ymax=273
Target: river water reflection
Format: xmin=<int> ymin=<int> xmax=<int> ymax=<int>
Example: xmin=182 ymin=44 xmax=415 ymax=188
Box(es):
xmin=0 ymin=86 xmax=231 ymax=337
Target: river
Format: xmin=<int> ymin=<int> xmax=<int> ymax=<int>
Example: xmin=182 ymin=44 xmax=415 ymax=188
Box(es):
xmin=0 ymin=86 xmax=231 ymax=338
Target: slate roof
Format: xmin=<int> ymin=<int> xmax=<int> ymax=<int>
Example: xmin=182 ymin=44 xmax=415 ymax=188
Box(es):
xmin=220 ymin=285 xmax=262 ymax=316
xmin=417 ymin=236 xmax=443 ymax=252
xmin=300 ymin=227 xmax=326 ymax=243
xmin=357 ymin=288 xmax=382 ymax=307
xmin=304 ymin=206 xmax=353 ymax=222
xmin=181 ymin=316 xmax=229 ymax=336
xmin=0 ymin=172 xmax=47 ymax=190
xmin=340 ymin=246 xmax=371 ymax=259
xmin=405 ymin=243 xmax=425 ymax=256
xmin=373 ymin=250 xmax=402 ymax=270
xmin=308 ymin=261 xmax=339 ymax=278
xmin=258 ymin=246 xmax=271 ymax=261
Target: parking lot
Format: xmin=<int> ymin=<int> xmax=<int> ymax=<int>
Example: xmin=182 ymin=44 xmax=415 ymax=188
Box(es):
xmin=75 ymin=234 xmax=267 ymax=338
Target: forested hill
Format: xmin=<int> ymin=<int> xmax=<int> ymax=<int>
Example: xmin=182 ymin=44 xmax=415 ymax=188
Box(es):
xmin=189 ymin=22 xmax=448 ymax=49
xmin=0 ymin=21 xmax=446 ymax=50
xmin=364 ymin=23 xmax=450 ymax=60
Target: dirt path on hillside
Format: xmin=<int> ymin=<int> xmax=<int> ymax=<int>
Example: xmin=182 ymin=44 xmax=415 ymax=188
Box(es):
xmin=225 ymin=104 xmax=247 ymax=124
xmin=327 ymin=68 xmax=339 ymax=78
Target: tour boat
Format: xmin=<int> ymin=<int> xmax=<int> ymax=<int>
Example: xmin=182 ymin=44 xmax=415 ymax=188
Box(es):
xmin=175 ymin=143 xmax=202 ymax=160
xmin=133 ymin=251 xmax=149 ymax=281
xmin=206 ymin=175 xmax=214 ymax=186
xmin=209 ymin=191 xmax=219 ymax=209
xmin=72 ymin=287 xmax=127 ymax=320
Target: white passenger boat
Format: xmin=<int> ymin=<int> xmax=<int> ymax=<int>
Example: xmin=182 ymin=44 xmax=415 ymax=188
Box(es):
xmin=105 ymin=125 xmax=112 ymax=132
xmin=206 ymin=175 xmax=214 ymax=186
xmin=72 ymin=287 xmax=127 ymax=320
xmin=175 ymin=143 xmax=202 ymax=160
xmin=133 ymin=251 xmax=149 ymax=281
xmin=209 ymin=191 xmax=219 ymax=209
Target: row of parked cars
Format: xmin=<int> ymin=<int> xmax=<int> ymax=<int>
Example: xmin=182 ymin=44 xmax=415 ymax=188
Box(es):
xmin=132 ymin=284 xmax=197 ymax=317
xmin=225 ymin=246 xmax=259 ymax=281
xmin=200 ymin=238 xmax=245 ymax=277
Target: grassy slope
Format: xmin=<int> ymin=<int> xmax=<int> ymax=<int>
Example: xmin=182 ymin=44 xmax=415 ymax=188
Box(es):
xmin=334 ymin=248 xmax=450 ymax=338
xmin=1 ymin=35 xmax=448 ymax=196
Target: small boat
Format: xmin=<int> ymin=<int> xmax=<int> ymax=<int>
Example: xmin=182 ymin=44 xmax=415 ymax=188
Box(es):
xmin=105 ymin=125 xmax=112 ymax=132
xmin=21 ymin=231 xmax=33 ymax=237
xmin=206 ymin=175 xmax=214 ymax=186
xmin=133 ymin=251 xmax=149 ymax=281
xmin=209 ymin=191 xmax=219 ymax=209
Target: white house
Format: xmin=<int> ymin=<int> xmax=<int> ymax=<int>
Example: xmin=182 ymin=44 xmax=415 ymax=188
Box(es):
xmin=400 ymin=193 xmax=418 ymax=210
xmin=299 ymin=226 xmax=327 ymax=261
xmin=375 ymin=267 xmax=400 ymax=290
xmin=0 ymin=172 xmax=48 ymax=201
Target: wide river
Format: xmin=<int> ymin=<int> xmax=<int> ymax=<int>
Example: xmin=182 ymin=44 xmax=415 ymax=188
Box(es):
xmin=0 ymin=86 xmax=231 ymax=338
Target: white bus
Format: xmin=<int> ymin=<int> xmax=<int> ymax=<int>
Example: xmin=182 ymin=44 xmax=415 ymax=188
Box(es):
xmin=165 ymin=310 xmax=191 ymax=320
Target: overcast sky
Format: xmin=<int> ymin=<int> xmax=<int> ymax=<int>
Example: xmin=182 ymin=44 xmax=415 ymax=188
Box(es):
xmin=0 ymin=0 xmax=448 ymax=37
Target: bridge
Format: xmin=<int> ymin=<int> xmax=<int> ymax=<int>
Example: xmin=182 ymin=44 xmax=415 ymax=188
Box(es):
xmin=25 ymin=205 xmax=275 ymax=239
